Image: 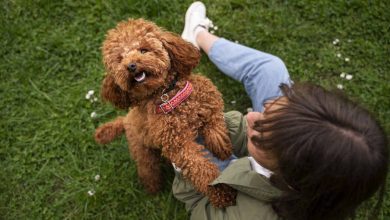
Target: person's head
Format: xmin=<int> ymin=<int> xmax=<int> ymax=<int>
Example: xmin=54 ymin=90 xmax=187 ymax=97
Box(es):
xmin=247 ymin=83 xmax=388 ymax=220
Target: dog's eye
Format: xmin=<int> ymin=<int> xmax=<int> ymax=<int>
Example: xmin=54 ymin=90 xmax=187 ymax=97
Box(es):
xmin=140 ymin=48 xmax=148 ymax=54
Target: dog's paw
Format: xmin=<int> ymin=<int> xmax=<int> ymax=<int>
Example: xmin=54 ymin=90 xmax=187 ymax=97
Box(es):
xmin=95 ymin=124 xmax=117 ymax=144
xmin=205 ymin=130 xmax=233 ymax=160
xmin=139 ymin=167 xmax=163 ymax=195
xmin=144 ymin=183 xmax=162 ymax=195
xmin=207 ymin=184 xmax=237 ymax=208
xmin=216 ymin=141 xmax=233 ymax=160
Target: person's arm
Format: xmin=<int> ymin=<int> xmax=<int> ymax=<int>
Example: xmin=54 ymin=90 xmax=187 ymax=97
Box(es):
xmin=173 ymin=157 xmax=283 ymax=220
xmin=172 ymin=171 xmax=204 ymax=212
xmin=224 ymin=111 xmax=248 ymax=157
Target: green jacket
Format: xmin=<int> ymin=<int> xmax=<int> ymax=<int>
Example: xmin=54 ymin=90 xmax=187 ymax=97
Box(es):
xmin=172 ymin=111 xmax=282 ymax=220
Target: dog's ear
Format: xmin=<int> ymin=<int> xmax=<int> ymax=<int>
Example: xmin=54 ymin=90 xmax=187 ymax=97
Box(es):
xmin=160 ymin=32 xmax=201 ymax=76
xmin=101 ymin=74 xmax=131 ymax=110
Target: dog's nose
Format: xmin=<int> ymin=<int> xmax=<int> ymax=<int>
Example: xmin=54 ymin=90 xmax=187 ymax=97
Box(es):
xmin=127 ymin=63 xmax=137 ymax=72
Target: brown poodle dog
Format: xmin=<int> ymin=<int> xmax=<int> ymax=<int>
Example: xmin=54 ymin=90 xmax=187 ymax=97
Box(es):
xmin=94 ymin=19 xmax=236 ymax=207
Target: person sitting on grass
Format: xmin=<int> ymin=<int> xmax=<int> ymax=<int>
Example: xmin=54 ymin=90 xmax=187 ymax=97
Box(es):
xmin=172 ymin=2 xmax=389 ymax=220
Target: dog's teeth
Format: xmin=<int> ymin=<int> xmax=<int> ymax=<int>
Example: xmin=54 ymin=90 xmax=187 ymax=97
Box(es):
xmin=135 ymin=72 xmax=146 ymax=82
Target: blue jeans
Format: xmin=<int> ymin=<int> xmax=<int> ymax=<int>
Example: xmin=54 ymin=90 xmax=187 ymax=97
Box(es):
xmin=206 ymin=38 xmax=291 ymax=170
xmin=209 ymin=38 xmax=291 ymax=112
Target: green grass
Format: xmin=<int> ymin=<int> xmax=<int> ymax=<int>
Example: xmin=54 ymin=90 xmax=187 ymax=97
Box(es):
xmin=1 ymin=0 xmax=389 ymax=219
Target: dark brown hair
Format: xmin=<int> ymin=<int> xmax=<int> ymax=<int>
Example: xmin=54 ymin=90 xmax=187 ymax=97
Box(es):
xmin=252 ymin=83 xmax=388 ymax=220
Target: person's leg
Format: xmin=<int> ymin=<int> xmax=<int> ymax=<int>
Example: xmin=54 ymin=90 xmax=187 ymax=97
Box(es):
xmin=196 ymin=29 xmax=219 ymax=54
xmin=181 ymin=2 xmax=291 ymax=112
xmin=196 ymin=31 xmax=291 ymax=112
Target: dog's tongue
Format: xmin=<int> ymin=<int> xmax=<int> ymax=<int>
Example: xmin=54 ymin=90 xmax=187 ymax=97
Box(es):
xmin=134 ymin=72 xmax=146 ymax=82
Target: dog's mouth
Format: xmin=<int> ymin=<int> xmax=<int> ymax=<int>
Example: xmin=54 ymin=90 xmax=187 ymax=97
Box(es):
xmin=134 ymin=71 xmax=147 ymax=83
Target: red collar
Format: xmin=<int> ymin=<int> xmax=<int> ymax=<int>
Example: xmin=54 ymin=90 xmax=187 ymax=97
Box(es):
xmin=156 ymin=81 xmax=193 ymax=114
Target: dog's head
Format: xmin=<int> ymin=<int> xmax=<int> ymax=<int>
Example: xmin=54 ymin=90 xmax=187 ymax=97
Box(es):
xmin=100 ymin=19 xmax=201 ymax=109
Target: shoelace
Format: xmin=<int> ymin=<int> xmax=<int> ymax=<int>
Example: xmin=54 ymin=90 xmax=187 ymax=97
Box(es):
xmin=199 ymin=17 xmax=214 ymax=30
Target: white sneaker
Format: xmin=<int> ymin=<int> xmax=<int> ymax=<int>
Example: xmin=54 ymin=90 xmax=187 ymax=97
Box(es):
xmin=181 ymin=1 xmax=213 ymax=49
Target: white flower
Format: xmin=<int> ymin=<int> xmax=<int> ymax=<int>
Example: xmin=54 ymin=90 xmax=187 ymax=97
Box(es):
xmin=213 ymin=26 xmax=218 ymax=30
xmin=333 ymin=38 xmax=339 ymax=45
xmin=336 ymin=53 xmax=342 ymax=58
xmin=87 ymin=189 xmax=95 ymax=196
xmin=230 ymin=100 xmax=236 ymax=104
xmin=210 ymin=30 xmax=215 ymax=34
xmin=345 ymin=74 xmax=353 ymax=80
xmin=337 ymin=84 xmax=344 ymax=89
xmin=90 ymin=112 xmax=97 ymax=118
xmin=90 ymin=97 xmax=98 ymax=103
xmin=95 ymin=174 xmax=100 ymax=181
xmin=340 ymin=72 xmax=346 ymax=78
xmin=85 ymin=90 xmax=95 ymax=100
xmin=345 ymin=57 xmax=350 ymax=62
xmin=234 ymin=40 xmax=239 ymax=43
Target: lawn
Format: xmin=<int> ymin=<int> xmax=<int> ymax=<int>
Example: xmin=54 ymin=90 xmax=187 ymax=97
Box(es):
xmin=1 ymin=0 xmax=389 ymax=219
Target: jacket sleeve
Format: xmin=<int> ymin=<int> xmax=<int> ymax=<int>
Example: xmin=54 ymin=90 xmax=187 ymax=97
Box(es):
xmin=224 ymin=111 xmax=248 ymax=157
xmin=172 ymin=171 xmax=204 ymax=212
xmin=172 ymin=158 xmax=282 ymax=220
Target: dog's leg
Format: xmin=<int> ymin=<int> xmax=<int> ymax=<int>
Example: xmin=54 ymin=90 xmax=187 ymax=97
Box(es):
xmin=95 ymin=116 xmax=125 ymax=144
xmin=164 ymin=141 xmax=219 ymax=194
xmin=130 ymin=144 xmax=162 ymax=194
xmin=202 ymin=113 xmax=233 ymax=160
xmin=163 ymin=140 xmax=236 ymax=207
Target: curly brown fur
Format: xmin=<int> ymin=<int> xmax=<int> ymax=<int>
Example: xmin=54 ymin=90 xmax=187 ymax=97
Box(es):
xmin=95 ymin=18 xmax=236 ymax=207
